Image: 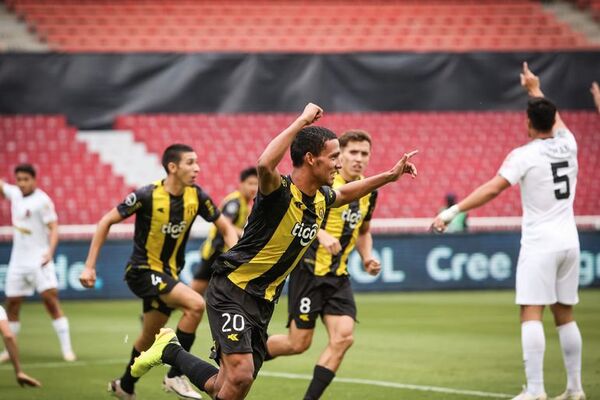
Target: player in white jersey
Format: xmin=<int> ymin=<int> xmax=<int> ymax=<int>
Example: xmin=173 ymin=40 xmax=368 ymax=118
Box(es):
xmin=0 ymin=305 xmax=41 ymax=387
xmin=0 ymin=164 xmax=76 ymax=362
xmin=433 ymin=63 xmax=585 ymax=400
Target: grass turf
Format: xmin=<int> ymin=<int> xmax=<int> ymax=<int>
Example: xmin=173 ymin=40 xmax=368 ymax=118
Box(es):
xmin=0 ymin=290 xmax=598 ymax=399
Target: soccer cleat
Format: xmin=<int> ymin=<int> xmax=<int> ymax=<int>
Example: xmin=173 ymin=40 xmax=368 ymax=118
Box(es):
xmin=552 ymin=390 xmax=586 ymax=400
xmin=107 ymin=379 xmax=136 ymax=400
xmin=63 ymin=351 xmax=77 ymax=362
xmin=163 ymin=375 xmax=203 ymax=399
xmin=0 ymin=350 xmax=9 ymax=363
xmin=131 ymin=328 xmax=179 ymax=378
xmin=511 ymin=386 xmax=548 ymax=400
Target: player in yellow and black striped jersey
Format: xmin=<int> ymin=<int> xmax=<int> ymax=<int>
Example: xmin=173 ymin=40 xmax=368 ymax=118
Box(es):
xmin=266 ymin=129 xmax=382 ymax=400
xmin=192 ymin=167 xmax=258 ymax=295
xmin=135 ymin=104 xmax=419 ymax=400
xmin=79 ymin=144 xmax=237 ymax=399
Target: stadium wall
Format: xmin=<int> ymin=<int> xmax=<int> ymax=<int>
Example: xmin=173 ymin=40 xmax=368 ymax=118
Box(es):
xmin=1 ymin=232 xmax=599 ymax=300
xmin=1 ymin=52 xmax=599 ymax=128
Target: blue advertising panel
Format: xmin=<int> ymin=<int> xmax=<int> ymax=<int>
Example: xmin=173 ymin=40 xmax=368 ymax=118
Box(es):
xmin=1 ymin=232 xmax=599 ymax=300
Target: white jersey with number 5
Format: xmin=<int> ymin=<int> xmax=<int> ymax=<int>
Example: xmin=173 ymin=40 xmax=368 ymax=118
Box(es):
xmin=498 ymin=127 xmax=578 ymax=251
xmin=2 ymin=183 xmax=58 ymax=269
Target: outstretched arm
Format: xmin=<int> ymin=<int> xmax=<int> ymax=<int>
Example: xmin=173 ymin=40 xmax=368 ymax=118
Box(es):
xmin=520 ymin=61 xmax=567 ymax=131
xmin=432 ymin=175 xmax=510 ymax=232
xmin=79 ymin=208 xmax=124 ymax=288
xmin=332 ymin=150 xmax=417 ymax=208
xmin=256 ymin=103 xmax=323 ymax=196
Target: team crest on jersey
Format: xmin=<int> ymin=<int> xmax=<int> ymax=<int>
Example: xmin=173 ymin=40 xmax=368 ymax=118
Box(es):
xmin=161 ymin=221 xmax=187 ymax=239
xmin=125 ymin=192 xmax=137 ymax=206
xmin=341 ymin=209 xmax=362 ymax=229
xmin=292 ymin=222 xmax=319 ymax=246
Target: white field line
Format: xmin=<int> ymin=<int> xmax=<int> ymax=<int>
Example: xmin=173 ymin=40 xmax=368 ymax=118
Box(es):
xmin=0 ymin=359 xmax=511 ymax=398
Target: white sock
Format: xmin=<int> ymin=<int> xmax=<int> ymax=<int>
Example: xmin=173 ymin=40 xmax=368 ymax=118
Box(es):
xmin=557 ymin=321 xmax=583 ymax=393
xmin=52 ymin=317 xmax=73 ymax=355
xmin=522 ymin=320 xmax=545 ymax=396
xmin=8 ymin=321 xmax=21 ymax=336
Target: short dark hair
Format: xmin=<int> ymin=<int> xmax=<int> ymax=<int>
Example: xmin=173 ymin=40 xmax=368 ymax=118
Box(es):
xmin=339 ymin=129 xmax=372 ymax=149
xmin=290 ymin=126 xmax=337 ymax=167
xmin=527 ymin=97 xmax=556 ymax=133
xmin=14 ymin=163 xmax=36 ymax=178
xmin=240 ymin=167 xmax=258 ymax=182
xmin=162 ymin=143 xmax=194 ymax=173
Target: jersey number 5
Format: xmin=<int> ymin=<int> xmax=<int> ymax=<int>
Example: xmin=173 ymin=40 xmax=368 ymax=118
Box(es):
xmin=551 ymin=162 xmax=570 ymax=200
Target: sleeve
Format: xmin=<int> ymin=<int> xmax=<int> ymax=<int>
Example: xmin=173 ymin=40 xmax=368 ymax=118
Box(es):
xmin=41 ymin=196 xmax=58 ymax=224
xmin=498 ymin=148 xmax=526 ymax=186
xmin=1 ymin=183 xmax=21 ymax=201
xmin=196 ymin=187 xmax=221 ymax=223
xmin=320 ymin=185 xmax=337 ymax=209
xmin=221 ymin=198 xmax=241 ymax=221
xmin=116 ymin=186 xmax=150 ymax=219
xmin=555 ymin=127 xmax=578 ymax=152
xmin=364 ymin=190 xmax=378 ymax=221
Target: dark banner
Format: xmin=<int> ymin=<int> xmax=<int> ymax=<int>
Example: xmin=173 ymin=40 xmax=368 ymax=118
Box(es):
xmin=1 ymin=231 xmax=599 ymax=300
xmin=1 ymin=52 xmax=599 ymax=128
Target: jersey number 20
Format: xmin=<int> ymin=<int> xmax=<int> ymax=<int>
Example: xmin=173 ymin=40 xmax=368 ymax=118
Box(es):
xmin=551 ymin=162 xmax=570 ymax=200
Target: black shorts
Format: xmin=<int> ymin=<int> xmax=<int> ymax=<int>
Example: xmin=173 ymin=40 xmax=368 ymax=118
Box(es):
xmin=287 ymin=267 xmax=356 ymax=329
xmin=193 ymin=251 xmax=222 ymax=281
xmin=125 ymin=267 xmax=179 ymax=316
xmin=206 ymin=273 xmax=274 ymax=378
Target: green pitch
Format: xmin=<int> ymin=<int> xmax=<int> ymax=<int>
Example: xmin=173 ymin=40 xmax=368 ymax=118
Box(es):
xmin=0 ymin=290 xmax=598 ymax=399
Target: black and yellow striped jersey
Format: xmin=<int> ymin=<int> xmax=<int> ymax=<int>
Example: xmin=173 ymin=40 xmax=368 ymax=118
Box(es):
xmin=117 ymin=180 xmax=221 ymax=278
xmin=214 ymin=175 xmax=336 ymax=302
xmin=301 ymin=174 xmax=377 ymax=277
xmin=200 ymin=190 xmax=250 ymax=261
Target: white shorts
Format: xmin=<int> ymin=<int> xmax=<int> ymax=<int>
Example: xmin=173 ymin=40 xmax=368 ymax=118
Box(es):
xmin=4 ymin=262 xmax=59 ymax=297
xmin=515 ymin=247 xmax=580 ymax=305
xmin=0 ymin=305 xmax=6 ymax=321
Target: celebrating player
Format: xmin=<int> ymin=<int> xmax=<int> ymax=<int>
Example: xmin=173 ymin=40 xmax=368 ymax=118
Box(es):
xmin=433 ymin=63 xmax=585 ymax=400
xmin=80 ymin=144 xmax=237 ymax=400
xmin=131 ymin=103 xmax=418 ymax=400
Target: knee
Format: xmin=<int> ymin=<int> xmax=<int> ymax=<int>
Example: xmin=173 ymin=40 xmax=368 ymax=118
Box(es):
xmin=229 ymin=370 xmax=254 ymax=391
xmin=184 ymin=296 xmax=205 ymax=321
xmin=331 ymin=334 xmax=354 ymax=351
xmin=290 ymin=336 xmax=312 ymax=354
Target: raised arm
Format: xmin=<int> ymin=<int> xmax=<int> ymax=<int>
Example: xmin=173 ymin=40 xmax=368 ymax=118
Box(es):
xmin=256 ymin=103 xmax=323 ymax=195
xmin=332 ymin=150 xmax=417 ymax=208
xmin=520 ymin=61 xmax=567 ymax=131
xmin=432 ymin=175 xmax=510 ymax=232
xmin=79 ymin=208 xmax=124 ymax=288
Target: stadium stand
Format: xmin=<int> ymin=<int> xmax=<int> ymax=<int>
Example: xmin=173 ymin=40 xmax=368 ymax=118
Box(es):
xmin=5 ymin=0 xmax=598 ymax=52
xmin=0 ymin=115 xmax=133 ymax=226
xmin=115 ymin=111 xmax=600 ymax=219
xmin=1 ymin=111 xmax=597 ymax=227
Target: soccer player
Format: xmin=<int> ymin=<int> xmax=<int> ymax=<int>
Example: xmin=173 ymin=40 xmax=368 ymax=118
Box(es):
xmin=0 ymin=164 xmax=76 ymax=363
xmin=265 ymin=129 xmax=380 ymax=400
xmin=0 ymin=305 xmax=41 ymax=387
xmin=79 ymin=144 xmax=238 ymax=400
xmin=131 ymin=103 xmax=418 ymax=400
xmin=191 ymin=167 xmax=258 ymax=295
xmin=433 ymin=63 xmax=585 ymax=400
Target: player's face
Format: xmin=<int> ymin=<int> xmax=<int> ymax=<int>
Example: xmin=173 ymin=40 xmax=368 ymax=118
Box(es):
xmin=240 ymin=176 xmax=258 ymax=201
xmin=341 ymin=140 xmax=371 ymax=179
xmin=15 ymin=172 xmax=36 ymax=196
xmin=174 ymin=152 xmax=200 ymax=186
xmin=313 ymin=139 xmax=341 ymax=186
